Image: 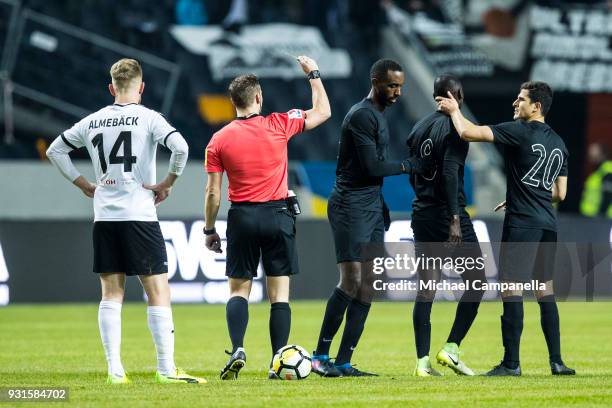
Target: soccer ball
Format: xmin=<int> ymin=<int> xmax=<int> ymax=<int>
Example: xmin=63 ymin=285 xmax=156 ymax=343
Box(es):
xmin=271 ymin=345 xmax=312 ymax=380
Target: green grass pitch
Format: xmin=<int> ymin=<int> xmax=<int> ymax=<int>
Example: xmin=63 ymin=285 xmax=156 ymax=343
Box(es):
xmin=1 ymin=301 xmax=611 ymax=407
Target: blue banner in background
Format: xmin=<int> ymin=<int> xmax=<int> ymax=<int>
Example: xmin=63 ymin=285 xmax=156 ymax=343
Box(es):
xmin=299 ymin=161 xmax=473 ymax=213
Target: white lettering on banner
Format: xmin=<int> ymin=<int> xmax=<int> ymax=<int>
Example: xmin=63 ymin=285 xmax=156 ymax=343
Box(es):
xmin=0 ymin=241 xmax=8 ymax=282
xmin=169 ymin=24 xmax=351 ymax=81
xmin=196 ymin=220 xmax=228 ymax=280
xmin=385 ymin=220 xmax=414 ymax=243
xmin=0 ymin=241 xmax=8 ymax=306
xmin=160 ymin=221 xmax=203 ymax=281
xmin=529 ymin=5 xmax=612 ymax=93
xmin=0 ymin=285 xmax=8 ymax=306
xmin=160 ymin=220 xmax=263 ymax=284
xmin=531 ymin=60 xmax=612 ymax=93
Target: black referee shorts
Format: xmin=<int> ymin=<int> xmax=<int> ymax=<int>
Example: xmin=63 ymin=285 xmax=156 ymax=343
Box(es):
xmin=327 ymin=199 xmax=384 ymax=264
xmin=93 ymin=221 xmax=168 ymax=275
xmin=226 ymin=200 xmax=298 ymax=279
xmin=499 ymin=227 xmax=557 ymax=283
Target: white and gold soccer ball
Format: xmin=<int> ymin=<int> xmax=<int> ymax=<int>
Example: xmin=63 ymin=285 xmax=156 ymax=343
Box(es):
xmin=271 ymin=345 xmax=312 ymax=380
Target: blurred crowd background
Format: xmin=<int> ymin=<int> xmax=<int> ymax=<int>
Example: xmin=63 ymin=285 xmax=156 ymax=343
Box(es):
xmin=1 ymin=0 xmax=611 ymax=218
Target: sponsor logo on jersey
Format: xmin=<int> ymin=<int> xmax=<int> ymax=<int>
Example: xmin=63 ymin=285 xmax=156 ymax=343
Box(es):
xmin=104 ymin=179 xmax=117 ymax=185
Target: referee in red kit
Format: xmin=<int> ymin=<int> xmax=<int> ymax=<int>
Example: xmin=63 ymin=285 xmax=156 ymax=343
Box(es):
xmin=204 ymin=56 xmax=331 ymax=380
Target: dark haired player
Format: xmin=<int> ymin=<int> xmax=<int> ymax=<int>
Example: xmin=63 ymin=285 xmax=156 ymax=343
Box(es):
xmin=311 ymin=59 xmax=432 ymax=377
xmin=437 ymin=81 xmax=575 ymax=376
xmin=407 ymin=75 xmax=486 ymax=376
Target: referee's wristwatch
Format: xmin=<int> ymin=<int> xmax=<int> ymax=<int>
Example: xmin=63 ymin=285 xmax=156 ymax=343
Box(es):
xmin=307 ymin=70 xmax=321 ymax=80
xmin=203 ymin=227 xmax=216 ymax=235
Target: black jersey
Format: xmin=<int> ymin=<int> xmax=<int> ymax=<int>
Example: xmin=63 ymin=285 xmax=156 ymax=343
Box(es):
xmin=406 ymin=111 xmax=468 ymax=219
xmin=491 ymin=120 xmax=569 ymax=231
xmin=333 ymin=98 xmax=392 ymax=211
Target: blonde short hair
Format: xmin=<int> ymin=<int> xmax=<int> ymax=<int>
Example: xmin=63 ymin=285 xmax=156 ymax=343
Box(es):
xmin=110 ymin=58 xmax=142 ymax=93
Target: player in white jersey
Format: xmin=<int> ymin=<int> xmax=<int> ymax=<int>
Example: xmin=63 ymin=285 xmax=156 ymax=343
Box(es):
xmin=46 ymin=58 xmax=206 ymax=384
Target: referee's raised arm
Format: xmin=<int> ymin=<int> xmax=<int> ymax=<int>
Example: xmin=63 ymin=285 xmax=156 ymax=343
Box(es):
xmin=296 ymin=55 xmax=331 ymax=130
xmin=202 ymin=57 xmax=332 ymax=379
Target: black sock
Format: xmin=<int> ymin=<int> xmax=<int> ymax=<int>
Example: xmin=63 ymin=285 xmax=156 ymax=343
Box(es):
xmin=501 ymin=296 xmax=523 ymax=369
xmin=538 ymin=295 xmax=563 ymax=364
xmin=315 ymin=287 xmax=352 ymax=356
xmin=413 ymin=301 xmax=433 ymax=359
xmin=226 ymin=296 xmax=248 ymax=352
xmin=447 ymin=300 xmax=480 ymax=345
xmin=270 ymin=302 xmax=291 ymax=356
xmin=335 ymin=298 xmax=371 ymax=365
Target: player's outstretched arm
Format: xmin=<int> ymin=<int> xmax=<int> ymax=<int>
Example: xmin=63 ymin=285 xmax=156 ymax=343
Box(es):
xmin=46 ymin=136 xmax=96 ymax=198
xmin=436 ymin=92 xmax=494 ymax=143
xmin=143 ymin=132 xmax=188 ymax=206
xmin=553 ymin=176 xmax=568 ymax=203
xmin=297 ymin=56 xmax=331 ymax=131
xmin=355 ymin=144 xmax=433 ymax=177
xmin=204 ymin=171 xmax=223 ymax=253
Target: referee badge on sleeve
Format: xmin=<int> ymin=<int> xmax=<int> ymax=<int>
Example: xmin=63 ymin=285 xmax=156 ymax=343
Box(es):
xmin=288 ymin=109 xmax=303 ymax=119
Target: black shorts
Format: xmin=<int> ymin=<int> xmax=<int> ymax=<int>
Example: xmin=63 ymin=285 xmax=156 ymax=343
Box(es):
xmin=93 ymin=221 xmax=168 ymax=275
xmin=226 ymin=200 xmax=298 ymax=279
xmin=411 ymin=213 xmax=478 ymax=243
xmin=411 ymin=215 xmax=486 ymax=286
xmin=328 ymin=200 xmax=384 ymax=263
xmin=499 ymin=227 xmax=557 ymax=283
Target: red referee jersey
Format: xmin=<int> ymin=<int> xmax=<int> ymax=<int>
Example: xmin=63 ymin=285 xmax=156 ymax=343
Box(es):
xmin=205 ymin=109 xmax=306 ymax=202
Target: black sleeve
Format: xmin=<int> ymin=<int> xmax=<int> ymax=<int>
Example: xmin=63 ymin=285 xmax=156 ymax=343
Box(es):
xmin=349 ymin=108 xmax=378 ymax=147
xmin=355 ymin=144 xmax=403 ymax=177
xmin=442 ymin=133 xmax=467 ymax=216
xmin=350 ymin=108 xmax=404 ymax=177
xmin=490 ymin=121 xmax=525 ymax=146
xmin=559 ymin=147 xmax=569 ymax=177
xmin=442 ymin=161 xmax=460 ymax=216
xmin=443 ymin=128 xmax=468 ymax=165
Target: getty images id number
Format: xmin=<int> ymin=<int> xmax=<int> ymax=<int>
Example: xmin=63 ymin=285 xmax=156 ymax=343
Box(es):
xmin=0 ymin=387 xmax=68 ymax=401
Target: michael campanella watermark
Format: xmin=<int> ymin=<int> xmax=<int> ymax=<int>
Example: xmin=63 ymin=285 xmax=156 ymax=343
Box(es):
xmin=372 ymin=279 xmax=546 ymax=292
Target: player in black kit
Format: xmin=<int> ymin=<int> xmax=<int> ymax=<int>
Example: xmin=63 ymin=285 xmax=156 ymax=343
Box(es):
xmin=437 ymin=81 xmax=575 ymax=376
xmin=407 ymin=75 xmax=486 ymax=376
xmin=311 ymin=59 xmax=431 ymax=377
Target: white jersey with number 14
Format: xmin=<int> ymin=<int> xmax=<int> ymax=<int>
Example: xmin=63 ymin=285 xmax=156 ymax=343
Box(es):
xmin=58 ymin=103 xmax=177 ymax=221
